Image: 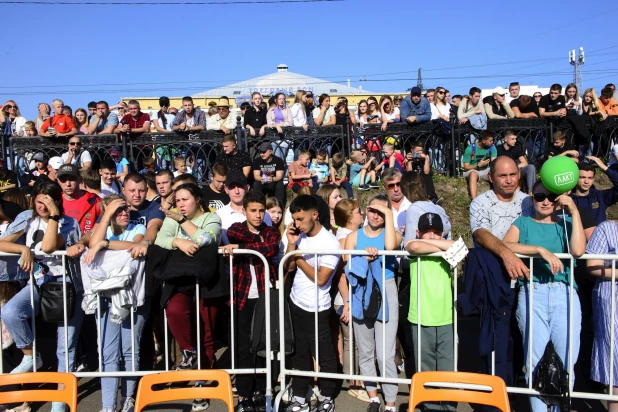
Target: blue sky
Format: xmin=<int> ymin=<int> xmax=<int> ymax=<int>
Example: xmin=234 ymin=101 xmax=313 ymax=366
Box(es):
xmin=1 ymin=0 xmax=617 ymax=119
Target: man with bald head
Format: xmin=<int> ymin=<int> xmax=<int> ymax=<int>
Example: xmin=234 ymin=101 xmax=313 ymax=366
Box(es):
xmin=467 ymin=156 xmax=530 ymax=391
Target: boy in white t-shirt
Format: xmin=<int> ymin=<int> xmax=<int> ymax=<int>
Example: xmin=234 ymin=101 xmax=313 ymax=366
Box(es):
xmin=284 ymin=195 xmax=341 ymax=412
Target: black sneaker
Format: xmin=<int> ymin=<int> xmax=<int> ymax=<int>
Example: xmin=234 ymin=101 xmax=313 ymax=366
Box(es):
xmin=368 ymin=182 xmax=379 ymax=189
xmin=367 ymin=401 xmax=381 ymax=412
xmin=311 ymin=398 xmax=335 ymax=412
xmin=251 ymin=391 xmax=266 ymax=412
xmin=235 ymin=398 xmax=255 ymax=412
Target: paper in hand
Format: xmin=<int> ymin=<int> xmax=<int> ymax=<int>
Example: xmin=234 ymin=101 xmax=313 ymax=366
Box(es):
xmin=442 ymin=237 xmax=468 ymax=268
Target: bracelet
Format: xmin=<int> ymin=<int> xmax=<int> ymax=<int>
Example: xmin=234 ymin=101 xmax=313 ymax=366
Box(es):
xmin=104 ymin=239 xmax=110 ymax=249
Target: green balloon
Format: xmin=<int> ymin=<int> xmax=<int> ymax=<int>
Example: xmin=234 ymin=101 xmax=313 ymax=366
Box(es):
xmin=540 ymin=156 xmax=579 ymax=194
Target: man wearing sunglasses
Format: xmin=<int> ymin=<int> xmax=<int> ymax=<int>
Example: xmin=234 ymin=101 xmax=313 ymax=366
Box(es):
xmin=61 ymin=137 xmax=92 ymax=171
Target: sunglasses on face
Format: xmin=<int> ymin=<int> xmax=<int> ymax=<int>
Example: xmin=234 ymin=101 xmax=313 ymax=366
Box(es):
xmin=533 ymin=193 xmax=558 ymax=203
xmin=534 ymin=94 xmax=542 ymax=98
xmin=4 ymin=105 xmax=15 ymax=109
xmin=437 ymin=91 xmax=445 ymax=95
xmin=69 ymin=142 xmax=82 ymax=146
xmin=386 ymin=182 xmax=401 ymax=190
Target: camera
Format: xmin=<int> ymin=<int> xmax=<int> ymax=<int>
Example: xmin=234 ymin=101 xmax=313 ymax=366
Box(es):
xmin=412 ymin=152 xmax=421 ymax=159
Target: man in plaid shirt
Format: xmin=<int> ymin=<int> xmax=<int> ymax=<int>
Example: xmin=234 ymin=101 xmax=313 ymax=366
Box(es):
xmin=220 ymin=190 xmax=280 ymax=412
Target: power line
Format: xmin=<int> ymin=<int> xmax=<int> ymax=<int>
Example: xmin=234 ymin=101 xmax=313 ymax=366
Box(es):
xmin=3 ymin=69 xmax=617 ymax=97
xmin=0 ymin=0 xmax=341 ymax=4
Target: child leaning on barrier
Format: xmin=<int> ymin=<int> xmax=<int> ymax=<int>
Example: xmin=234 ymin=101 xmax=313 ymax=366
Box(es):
xmin=404 ymin=212 xmax=456 ymax=412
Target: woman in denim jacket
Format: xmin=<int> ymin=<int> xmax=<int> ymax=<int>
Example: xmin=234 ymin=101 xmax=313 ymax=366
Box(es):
xmin=0 ymin=181 xmax=83 ymax=412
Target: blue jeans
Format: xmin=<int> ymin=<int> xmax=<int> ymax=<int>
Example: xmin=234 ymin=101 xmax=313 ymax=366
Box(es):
xmin=516 ymin=282 xmax=581 ymax=412
xmin=0 ymin=277 xmax=84 ymax=373
xmin=97 ymin=298 xmax=150 ymax=410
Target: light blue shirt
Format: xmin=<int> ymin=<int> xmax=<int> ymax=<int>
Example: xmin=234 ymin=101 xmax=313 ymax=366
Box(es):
xmin=105 ymin=223 xmax=146 ymax=242
xmin=92 ymin=112 xmax=119 ymax=133
xmin=115 ymin=158 xmax=130 ymax=174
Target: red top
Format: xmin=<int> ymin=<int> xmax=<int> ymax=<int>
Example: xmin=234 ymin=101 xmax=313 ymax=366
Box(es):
xmin=63 ymin=191 xmax=101 ymax=235
xmin=383 ymin=152 xmax=405 ymax=169
xmin=121 ymin=112 xmax=150 ymax=129
xmin=40 ymin=115 xmax=76 ymax=134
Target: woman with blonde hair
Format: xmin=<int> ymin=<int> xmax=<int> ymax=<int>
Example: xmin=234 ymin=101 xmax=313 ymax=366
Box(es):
xmin=582 ymin=88 xmax=607 ymax=119
xmin=0 ymin=100 xmax=27 ymax=136
xmin=431 ymin=86 xmax=451 ymax=121
xmin=290 ymin=90 xmax=309 ymax=130
xmin=35 ymin=102 xmax=51 ymax=133
xmin=73 ymin=108 xmax=89 ymax=135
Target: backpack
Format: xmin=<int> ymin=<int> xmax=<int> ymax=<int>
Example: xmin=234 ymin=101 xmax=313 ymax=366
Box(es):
xmin=251 ymin=288 xmax=294 ymax=358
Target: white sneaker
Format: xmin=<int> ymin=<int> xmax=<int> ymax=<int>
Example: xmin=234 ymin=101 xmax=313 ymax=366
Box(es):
xmin=5 ymin=403 xmax=31 ymax=412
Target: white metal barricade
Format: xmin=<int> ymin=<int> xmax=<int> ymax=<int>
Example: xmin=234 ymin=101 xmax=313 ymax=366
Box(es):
xmin=274 ymin=249 xmax=618 ymax=411
xmin=0 ymin=249 xmax=274 ymax=412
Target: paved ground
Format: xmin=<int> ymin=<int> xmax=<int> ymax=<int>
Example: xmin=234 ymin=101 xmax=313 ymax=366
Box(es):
xmin=3 ymin=317 xmax=608 ymax=411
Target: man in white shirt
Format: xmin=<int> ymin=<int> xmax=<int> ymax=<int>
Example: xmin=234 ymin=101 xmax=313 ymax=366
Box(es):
xmin=61 ymin=136 xmax=92 ymax=171
xmin=283 ymin=194 xmax=340 ymax=412
xmin=206 ymin=97 xmax=237 ymax=134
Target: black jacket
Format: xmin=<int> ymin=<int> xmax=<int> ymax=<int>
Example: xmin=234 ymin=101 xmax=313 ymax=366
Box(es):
xmin=146 ymin=243 xmax=228 ymax=308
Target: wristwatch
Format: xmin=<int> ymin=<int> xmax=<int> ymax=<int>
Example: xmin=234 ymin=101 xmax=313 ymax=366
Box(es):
xmin=178 ymin=215 xmax=187 ymax=224
xmin=49 ymin=215 xmax=60 ymax=222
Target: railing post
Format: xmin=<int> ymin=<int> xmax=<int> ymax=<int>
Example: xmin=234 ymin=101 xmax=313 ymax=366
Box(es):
xmin=345 ymin=117 xmax=352 ymax=156
xmin=235 ymin=116 xmax=247 ymax=152
xmin=450 ymin=122 xmax=457 ymax=177
xmin=122 ymin=133 xmax=130 ymax=163
xmin=7 ymin=135 xmax=14 ymax=172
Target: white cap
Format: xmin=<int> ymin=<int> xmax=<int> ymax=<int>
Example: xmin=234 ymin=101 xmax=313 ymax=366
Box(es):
xmin=493 ymin=86 xmax=508 ymax=95
xmin=49 ymin=156 xmax=63 ymax=170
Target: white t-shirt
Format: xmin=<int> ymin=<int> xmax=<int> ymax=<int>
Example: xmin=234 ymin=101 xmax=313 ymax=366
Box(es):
xmin=291 ymin=103 xmax=307 ymax=127
xmin=290 ymin=227 xmax=341 ymax=312
xmin=25 ymin=216 xmax=64 ymax=278
xmin=431 ymin=103 xmax=451 ymax=120
xmin=385 ymin=107 xmax=400 ymax=121
xmin=61 ymin=150 xmax=92 ymax=169
xmin=100 ymin=179 xmax=122 ymax=198
xmin=173 ymin=166 xmax=192 ymax=177
xmin=470 ymin=190 xmax=529 ymax=242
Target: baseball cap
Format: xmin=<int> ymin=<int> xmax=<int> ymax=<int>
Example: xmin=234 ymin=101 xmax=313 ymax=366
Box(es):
xmin=110 ymin=146 xmax=122 ymax=156
xmin=225 ymin=170 xmax=248 ymax=187
xmin=410 ymin=87 xmax=422 ymax=96
xmin=258 ymin=142 xmax=272 ymax=153
xmin=49 ymin=156 xmax=63 ymax=170
xmin=57 ymin=164 xmax=80 ymax=179
xmin=32 ymin=152 xmax=47 ymax=162
xmin=493 ymin=86 xmax=508 ymax=96
xmin=418 ymin=212 xmax=444 ymax=233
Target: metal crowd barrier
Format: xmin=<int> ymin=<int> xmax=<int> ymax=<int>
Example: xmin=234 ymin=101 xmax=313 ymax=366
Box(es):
xmin=8 ymin=134 xmax=119 ymax=173
xmin=0 ymin=249 xmax=274 ymax=412
xmin=274 ymin=249 xmax=618 ymax=411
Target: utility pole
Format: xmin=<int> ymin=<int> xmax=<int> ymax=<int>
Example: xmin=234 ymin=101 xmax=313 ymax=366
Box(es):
xmin=416 ymin=68 xmax=424 ymax=92
xmin=569 ymin=47 xmax=584 ymax=92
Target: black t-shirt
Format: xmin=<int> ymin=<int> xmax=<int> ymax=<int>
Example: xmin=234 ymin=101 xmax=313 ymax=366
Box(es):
xmin=253 ymin=155 xmax=284 ymax=179
xmin=201 ymin=184 xmax=230 ymax=212
xmin=539 ymin=94 xmax=566 ymax=114
xmin=215 ymin=150 xmax=252 ymax=175
xmin=497 ymin=144 xmax=524 ymax=163
xmin=0 ymin=198 xmax=23 ymax=221
xmin=548 ymin=141 xmax=576 ymax=158
xmin=510 ymin=97 xmax=540 ymax=116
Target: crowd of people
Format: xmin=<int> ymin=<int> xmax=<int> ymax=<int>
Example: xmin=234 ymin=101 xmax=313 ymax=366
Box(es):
xmin=0 ymin=82 xmax=616 ymax=412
